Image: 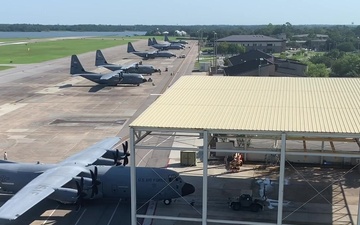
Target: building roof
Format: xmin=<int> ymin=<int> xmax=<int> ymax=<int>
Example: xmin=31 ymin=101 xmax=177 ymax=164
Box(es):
xmin=217 ymin=35 xmax=284 ymax=42
xmin=228 ymin=49 xmax=273 ymax=66
xmin=224 ymin=59 xmax=272 ymax=75
xmin=130 ymin=76 xmax=360 ymax=136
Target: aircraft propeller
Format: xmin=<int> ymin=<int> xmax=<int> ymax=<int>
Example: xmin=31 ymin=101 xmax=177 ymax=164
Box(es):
xmin=113 ymin=141 xmax=130 ymax=166
xmin=120 ymin=141 xmax=130 ymax=166
xmin=90 ymin=166 xmax=101 ymax=198
xmin=112 ymin=149 xmax=122 ymax=166
xmin=75 ymin=177 xmax=87 ymax=211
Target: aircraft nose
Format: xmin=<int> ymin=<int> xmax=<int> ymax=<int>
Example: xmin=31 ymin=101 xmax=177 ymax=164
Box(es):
xmin=181 ymin=183 xmax=195 ymax=196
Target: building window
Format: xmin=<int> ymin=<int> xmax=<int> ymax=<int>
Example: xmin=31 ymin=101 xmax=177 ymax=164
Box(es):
xmin=253 ymin=43 xmax=257 ymax=46
xmin=267 ymin=43 xmax=273 ymax=46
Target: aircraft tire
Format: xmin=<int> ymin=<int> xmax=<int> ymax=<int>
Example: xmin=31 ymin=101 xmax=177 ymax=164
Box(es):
xmin=163 ymin=199 xmax=172 ymax=205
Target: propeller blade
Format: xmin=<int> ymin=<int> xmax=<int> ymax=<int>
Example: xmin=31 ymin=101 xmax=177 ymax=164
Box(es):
xmin=123 ymin=157 xmax=129 ymax=166
xmin=120 ymin=141 xmax=130 ymax=166
xmin=75 ymin=177 xmax=86 ymax=211
xmin=90 ymin=167 xmax=100 ymax=198
xmin=113 ymin=149 xmax=122 ymax=166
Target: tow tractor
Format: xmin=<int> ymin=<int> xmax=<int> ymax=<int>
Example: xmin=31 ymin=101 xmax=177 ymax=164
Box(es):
xmin=228 ymin=193 xmax=265 ymax=212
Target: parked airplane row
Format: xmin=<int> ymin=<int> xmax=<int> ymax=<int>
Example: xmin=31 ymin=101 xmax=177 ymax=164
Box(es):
xmin=70 ymin=36 xmax=188 ymax=86
xmin=148 ymin=37 xmax=185 ymax=50
xmin=127 ymin=35 xmax=188 ymax=59
xmin=0 ymin=138 xmax=195 ymax=222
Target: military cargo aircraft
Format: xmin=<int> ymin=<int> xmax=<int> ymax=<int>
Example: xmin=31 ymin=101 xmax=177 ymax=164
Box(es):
xmin=71 ymin=55 xmax=147 ymax=86
xmin=150 ymin=38 xmax=185 ymax=50
xmin=0 ymin=137 xmax=195 ymax=222
xmin=95 ymin=50 xmax=159 ymax=75
xmin=165 ymin=35 xmax=188 ymax=44
xmin=148 ymin=38 xmax=170 ymax=50
xmin=127 ymin=42 xmax=176 ymax=59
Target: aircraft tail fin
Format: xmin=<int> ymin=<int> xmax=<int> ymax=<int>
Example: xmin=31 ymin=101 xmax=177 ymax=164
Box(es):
xmin=164 ymin=35 xmax=170 ymax=42
xmin=70 ymin=55 xmax=88 ymax=75
xmin=127 ymin=42 xmax=136 ymax=53
xmin=152 ymin=37 xmax=158 ymax=44
xmin=95 ymin=50 xmax=109 ymax=66
xmin=148 ymin=38 xmax=153 ymax=46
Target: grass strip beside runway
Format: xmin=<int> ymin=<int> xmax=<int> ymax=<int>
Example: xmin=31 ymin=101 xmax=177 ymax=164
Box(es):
xmin=0 ymin=38 xmax=131 ymax=64
xmin=0 ymin=66 xmax=13 ymax=70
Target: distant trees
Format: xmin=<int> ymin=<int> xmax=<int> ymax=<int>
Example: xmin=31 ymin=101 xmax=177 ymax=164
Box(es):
xmin=217 ymin=42 xmax=245 ymax=55
xmin=306 ymin=62 xmax=329 ymax=77
xmin=336 ymin=42 xmax=356 ymax=52
xmin=306 ymin=50 xmax=360 ymax=77
xmin=331 ymin=54 xmax=360 ymax=77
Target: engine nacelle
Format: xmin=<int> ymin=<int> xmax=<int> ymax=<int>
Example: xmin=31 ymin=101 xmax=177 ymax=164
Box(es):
xmin=93 ymin=157 xmax=115 ymax=166
xmin=49 ymin=188 xmax=78 ymax=204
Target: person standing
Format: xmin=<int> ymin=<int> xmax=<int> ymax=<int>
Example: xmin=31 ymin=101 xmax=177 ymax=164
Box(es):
xmin=3 ymin=151 xmax=7 ymax=160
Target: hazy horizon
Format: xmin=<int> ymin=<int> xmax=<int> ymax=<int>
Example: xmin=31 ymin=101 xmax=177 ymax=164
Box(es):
xmin=0 ymin=0 xmax=359 ymax=26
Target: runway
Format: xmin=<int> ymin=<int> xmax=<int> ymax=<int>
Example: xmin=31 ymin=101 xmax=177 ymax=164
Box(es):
xmin=0 ymin=39 xmax=199 ymax=225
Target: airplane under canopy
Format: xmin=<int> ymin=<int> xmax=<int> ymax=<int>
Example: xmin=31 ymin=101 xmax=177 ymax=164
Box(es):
xmin=70 ymin=55 xmax=147 ymax=86
xmin=0 ymin=137 xmax=195 ymax=222
xmin=127 ymin=42 xmax=176 ymax=59
xmin=95 ymin=50 xmax=159 ymax=75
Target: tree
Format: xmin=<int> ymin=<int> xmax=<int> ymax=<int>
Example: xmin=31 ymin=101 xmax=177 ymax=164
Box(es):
xmin=309 ymin=54 xmax=333 ymax=68
xmin=306 ymin=62 xmax=330 ymax=77
xmin=336 ymin=42 xmax=356 ymax=52
xmin=227 ymin=44 xmax=245 ymax=55
xmin=217 ymin=42 xmax=229 ymax=54
xmin=331 ymin=54 xmax=360 ymax=77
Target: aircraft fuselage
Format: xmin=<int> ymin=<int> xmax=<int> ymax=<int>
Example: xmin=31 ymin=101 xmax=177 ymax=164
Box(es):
xmin=0 ymin=163 xmax=195 ymax=203
xmin=78 ymin=73 xmax=147 ymax=86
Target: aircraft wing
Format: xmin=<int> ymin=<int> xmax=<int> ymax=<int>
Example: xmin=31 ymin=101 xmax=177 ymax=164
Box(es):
xmin=60 ymin=137 xmax=121 ymax=166
xmin=0 ymin=137 xmax=120 ymax=221
xmin=100 ymin=71 xmax=122 ymax=80
xmin=0 ymin=165 xmax=85 ymax=221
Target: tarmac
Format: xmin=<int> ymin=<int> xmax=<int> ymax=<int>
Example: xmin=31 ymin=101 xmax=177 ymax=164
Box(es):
xmin=0 ymin=37 xmax=358 ymax=225
xmin=0 ymin=39 xmax=199 ymax=225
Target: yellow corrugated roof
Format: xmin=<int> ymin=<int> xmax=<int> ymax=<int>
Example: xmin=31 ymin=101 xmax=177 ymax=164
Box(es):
xmin=130 ymin=76 xmax=360 ymax=135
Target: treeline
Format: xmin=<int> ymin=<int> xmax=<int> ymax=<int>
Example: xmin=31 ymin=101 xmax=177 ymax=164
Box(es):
xmin=3 ymin=23 xmax=360 ymax=40
xmin=306 ymin=50 xmax=360 ymax=77
xmin=3 ymin=23 xmax=360 ymax=52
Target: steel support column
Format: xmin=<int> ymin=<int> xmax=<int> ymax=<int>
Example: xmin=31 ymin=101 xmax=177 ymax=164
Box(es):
xmin=277 ymin=133 xmax=286 ymax=225
xmin=357 ymin=187 xmax=360 ymax=225
xmin=130 ymin=128 xmax=137 ymax=225
xmin=202 ymin=130 xmax=209 ymax=225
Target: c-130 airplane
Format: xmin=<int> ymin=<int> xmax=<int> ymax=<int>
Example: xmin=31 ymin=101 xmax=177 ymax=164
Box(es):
xmin=0 ymin=137 xmax=195 ymax=222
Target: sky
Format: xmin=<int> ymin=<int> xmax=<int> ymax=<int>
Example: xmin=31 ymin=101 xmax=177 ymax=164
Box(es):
xmin=1 ymin=0 xmax=360 ymax=26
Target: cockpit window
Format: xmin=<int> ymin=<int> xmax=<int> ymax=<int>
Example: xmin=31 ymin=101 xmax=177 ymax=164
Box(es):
xmin=168 ymin=174 xmax=176 ymax=182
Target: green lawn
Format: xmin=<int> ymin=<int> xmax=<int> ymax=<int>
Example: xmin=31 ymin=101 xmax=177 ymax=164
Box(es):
xmin=0 ymin=66 xmax=14 ymax=70
xmin=194 ymin=55 xmax=214 ymax=69
xmin=0 ymin=35 xmax=181 ymax=64
xmin=0 ymin=38 xmax=131 ymax=64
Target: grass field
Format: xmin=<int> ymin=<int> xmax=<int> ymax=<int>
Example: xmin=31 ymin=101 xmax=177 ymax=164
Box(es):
xmin=0 ymin=66 xmax=14 ymax=71
xmin=194 ymin=55 xmax=214 ymax=69
xmin=0 ymin=38 xmax=130 ymax=64
xmin=0 ymin=35 xmax=185 ymax=64
xmin=0 ymin=35 xmax=189 ymax=65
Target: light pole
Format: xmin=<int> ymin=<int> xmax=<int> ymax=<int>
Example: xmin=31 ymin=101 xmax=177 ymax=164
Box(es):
xmin=213 ymin=32 xmax=217 ymax=72
xmin=197 ymin=29 xmax=203 ymax=63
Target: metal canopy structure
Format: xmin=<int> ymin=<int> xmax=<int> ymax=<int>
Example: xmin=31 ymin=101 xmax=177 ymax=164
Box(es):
xmin=129 ymin=76 xmax=360 ymax=225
